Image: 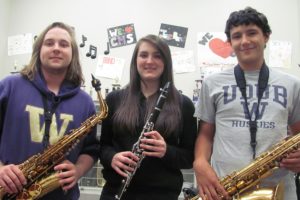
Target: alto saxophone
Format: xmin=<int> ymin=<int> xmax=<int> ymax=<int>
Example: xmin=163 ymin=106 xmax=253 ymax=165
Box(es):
xmin=114 ymin=82 xmax=170 ymax=200
xmin=185 ymin=133 xmax=300 ymax=200
xmin=0 ymin=75 xmax=108 ymax=200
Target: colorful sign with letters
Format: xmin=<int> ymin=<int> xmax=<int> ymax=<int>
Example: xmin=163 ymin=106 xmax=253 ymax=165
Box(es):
xmin=197 ymin=32 xmax=236 ymax=67
xmin=158 ymin=23 xmax=188 ymax=48
xmin=107 ymin=23 xmax=137 ymax=48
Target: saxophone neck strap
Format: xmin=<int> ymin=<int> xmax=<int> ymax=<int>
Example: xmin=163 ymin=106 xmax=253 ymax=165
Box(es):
xmin=234 ymin=63 xmax=269 ymax=159
xmin=296 ymin=173 xmax=300 ymax=199
xmin=42 ymin=95 xmax=60 ymax=147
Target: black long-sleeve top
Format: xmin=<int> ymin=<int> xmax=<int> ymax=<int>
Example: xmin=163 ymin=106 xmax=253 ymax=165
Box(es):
xmin=99 ymin=89 xmax=197 ymax=200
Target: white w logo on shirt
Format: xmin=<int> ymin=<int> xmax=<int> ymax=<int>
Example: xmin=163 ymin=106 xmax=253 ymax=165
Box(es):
xmin=25 ymin=105 xmax=73 ymax=145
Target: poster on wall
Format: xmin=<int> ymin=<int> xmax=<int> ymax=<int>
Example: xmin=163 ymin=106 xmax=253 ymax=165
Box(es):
xmin=171 ymin=50 xmax=195 ymax=73
xmin=158 ymin=23 xmax=188 ymax=48
xmin=197 ymin=32 xmax=236 ymax=68
xmin=268 ymin=40 xmax=292 ymax=68
xmin=107 ymin=23 xmax=137 ymax=48
xmin=95 ymin=55 xmax=125 ymax=81
xmin=8 ymin=33 xmax=33 ymax=56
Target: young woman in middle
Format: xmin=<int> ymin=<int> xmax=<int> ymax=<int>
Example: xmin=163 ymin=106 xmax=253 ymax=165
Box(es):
xmin=99 ymin=34 xmax=197 ymax=200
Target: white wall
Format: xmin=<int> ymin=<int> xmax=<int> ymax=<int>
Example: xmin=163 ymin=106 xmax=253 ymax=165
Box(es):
xmin=0 ymin=0 xmax=10 ymax=75
xmin=298 ymin=0 xmax=300 ymax=69
xmin=3 ymin=0 xmax=300 ymax=98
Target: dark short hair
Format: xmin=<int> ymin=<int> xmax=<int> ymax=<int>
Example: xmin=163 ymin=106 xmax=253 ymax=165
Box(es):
xmin=225 ymin=7 xmax=272 ymax=41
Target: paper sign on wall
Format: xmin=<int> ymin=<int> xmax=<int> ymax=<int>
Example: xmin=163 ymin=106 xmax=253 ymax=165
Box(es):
xmin=159 ymin=23 xmax=188 ymax=48
xmin=107 ymin=24 xmax=137 ymax=48
xmin=95 ymin=56 xmax=125 ymax=80
xmin=197 ymin=32 xmax=236 ymax=67
xmin=269 ymin=40 xmax=292 ymax=68
xmin=8 ymin=33 xmax=33 ymax=56
xmin=171 ymin=50 xmax=195 ymax=73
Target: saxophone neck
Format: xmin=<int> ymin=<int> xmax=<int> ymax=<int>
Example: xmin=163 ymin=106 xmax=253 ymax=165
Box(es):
xmin=91 ymin=74 xmax=108 ymax=119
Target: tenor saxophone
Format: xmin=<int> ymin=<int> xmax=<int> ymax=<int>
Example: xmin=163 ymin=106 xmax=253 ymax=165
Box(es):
xmin=0 ymin=75 xmax=108 ymax=200
xmin=186 ymin=133 xmax=300 ymax=200
xmin=114 ymin=82 xmax=170 ymax=200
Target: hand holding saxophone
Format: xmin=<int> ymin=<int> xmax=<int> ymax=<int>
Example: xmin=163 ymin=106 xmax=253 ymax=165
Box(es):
xmin=194 ymin=160 xmax=229 ymax=200
xmin=54 ymin=160 xmax=79 ymax=191
xmin=140 ymin=131 xmax=166 ymax=158
xmin=280 ymin=149 xmax=300 ymax=173
xmin=0 ymin=164 xmax=26 ymax=194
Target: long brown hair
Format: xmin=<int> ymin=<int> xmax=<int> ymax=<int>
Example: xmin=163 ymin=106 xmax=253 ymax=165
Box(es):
xmin=113 ymin=34 xmax=181 ymax=137
xmin=20 ymin=22 xmax=84 ymax=86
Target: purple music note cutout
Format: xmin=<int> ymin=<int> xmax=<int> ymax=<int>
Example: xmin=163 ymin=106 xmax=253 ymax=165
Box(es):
xmin=104 ymin=42 xmax=110 ymax=55
xmin=80 ymin=35 xmax=87 ymax=48
xmin=86 ymin=45 xmax=97 ymax=59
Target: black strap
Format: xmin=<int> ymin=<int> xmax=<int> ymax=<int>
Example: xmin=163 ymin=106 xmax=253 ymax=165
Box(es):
xmin=296 ymin=173 xmax=300 ymax=200
xmin=234 ymin=64 xmax=269 ymax=159
xmin=42 ymin=95 xmax=60 ymax=147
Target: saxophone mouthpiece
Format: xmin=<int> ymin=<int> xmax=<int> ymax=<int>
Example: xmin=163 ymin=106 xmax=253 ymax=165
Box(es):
xmin=91 ymin=74 xmax=101 ymax=91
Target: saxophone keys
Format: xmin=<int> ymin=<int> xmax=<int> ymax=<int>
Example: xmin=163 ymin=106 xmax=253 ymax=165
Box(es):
xmin=16 ymin=190 xmax=31 ymax=200
xmin=28 ymin=183 xmax=42 ymax=198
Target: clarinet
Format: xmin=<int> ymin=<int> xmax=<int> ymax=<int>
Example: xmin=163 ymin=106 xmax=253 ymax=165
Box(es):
xmin=115 ymin=81 xmax=171 ymax=200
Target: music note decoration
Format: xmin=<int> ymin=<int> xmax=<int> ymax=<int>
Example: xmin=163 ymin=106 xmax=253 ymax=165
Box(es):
xmin=86 ymin=45 xmax=97 ymax=59
xmin=80 ymin=35 xmax=87 ymax=48
xmin=104 ymin=42 xmax=110 ymax=55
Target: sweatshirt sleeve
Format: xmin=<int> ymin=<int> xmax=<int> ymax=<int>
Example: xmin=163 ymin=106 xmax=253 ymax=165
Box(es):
xmin=79 ymin=97 xmax=100 ymax=162
xmin=0 ymin=83 xmax=4 ymax=144
xmin=0 ymin=78 xmax=9 ymax=144
xmin=161 ymin=95 xmax=197 ymax=169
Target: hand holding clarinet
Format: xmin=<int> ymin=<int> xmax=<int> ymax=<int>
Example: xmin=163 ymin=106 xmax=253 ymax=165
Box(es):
xmin=113 ymin=82 xmax=170 ymax=200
